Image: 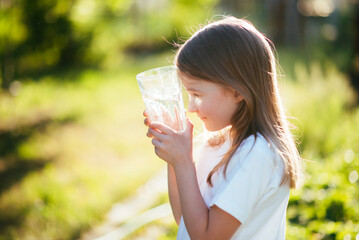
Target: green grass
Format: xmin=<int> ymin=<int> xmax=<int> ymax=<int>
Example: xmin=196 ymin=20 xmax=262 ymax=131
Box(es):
xmin=282 ymin=61 xmax=359 ymax=239
xmin=0 ymin=53 xmax=175 ymax=239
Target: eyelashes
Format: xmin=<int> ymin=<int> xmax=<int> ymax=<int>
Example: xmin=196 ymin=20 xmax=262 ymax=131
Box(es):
xmin=188 ymin=92 xmax=200 ymax=98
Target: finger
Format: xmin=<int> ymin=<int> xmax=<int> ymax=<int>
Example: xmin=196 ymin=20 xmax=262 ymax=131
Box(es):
xmin=144 ymin=117 xmax=151 ymax=127
xmin=148 ymin=127 xmax=164 ymax=140
xmin=185 ymin=118 xmax=194 ymax=136
xmin=146 ymin=129 xmax=153 ymax=138
xmin=143 ymin=110 xmax=149 ymax=117
xmin=161 ymin=106 xmax=175 ymax=129
xmin=174 ymin=105 xmax=182 ymax=131
xmin=150 ymin=121 xmax=174 ymax=135
xmin=154 ymin=146 xmax=160 ymax=157
xmin=151 ymin=138 xmax=162 ymax=148
xmin=151 ymin=106 xmax=161 ymax=122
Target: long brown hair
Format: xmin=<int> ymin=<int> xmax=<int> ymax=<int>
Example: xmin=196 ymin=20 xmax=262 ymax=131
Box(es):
xmin=175 ymin=17 xmax=302 ymax=189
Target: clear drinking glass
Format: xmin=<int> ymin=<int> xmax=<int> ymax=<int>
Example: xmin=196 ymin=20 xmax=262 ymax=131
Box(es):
xmin=136 ymin=65 xmax=186 ymax=131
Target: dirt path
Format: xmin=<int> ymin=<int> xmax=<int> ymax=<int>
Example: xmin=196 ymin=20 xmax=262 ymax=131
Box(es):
xmin=79 ymin=167 xmax=172 ymax=240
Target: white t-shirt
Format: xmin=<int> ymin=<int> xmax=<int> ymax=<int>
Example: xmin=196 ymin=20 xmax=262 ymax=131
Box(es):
xmin=177 ymin=133 xmax=290 ymax=240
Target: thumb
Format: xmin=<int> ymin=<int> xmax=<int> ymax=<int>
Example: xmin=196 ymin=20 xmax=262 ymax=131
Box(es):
xmin=185 ymin=118 xmax=194 ymax=133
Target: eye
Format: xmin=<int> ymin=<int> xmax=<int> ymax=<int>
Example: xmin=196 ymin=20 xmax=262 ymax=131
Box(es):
xmin=190 ymin=93 xmax=200 ymax=98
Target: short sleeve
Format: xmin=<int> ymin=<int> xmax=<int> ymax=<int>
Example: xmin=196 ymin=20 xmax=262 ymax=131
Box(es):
xmin=209 ymin=142 xmax=276 ymax=224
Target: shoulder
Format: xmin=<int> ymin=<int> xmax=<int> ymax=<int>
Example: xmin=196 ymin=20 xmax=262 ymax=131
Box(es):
xmin=230 ymin=134 xmax=281 ymax=172
xmin=241 ymin=134 xmax=273 ymax=152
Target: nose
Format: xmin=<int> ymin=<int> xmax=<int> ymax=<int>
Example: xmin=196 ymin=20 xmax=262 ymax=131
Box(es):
xmin=187 ymin=97 xmax=198 ymax=113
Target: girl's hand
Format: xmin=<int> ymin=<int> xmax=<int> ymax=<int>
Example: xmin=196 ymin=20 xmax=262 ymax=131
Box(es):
xmin=149 ymin=120 xmax=193 ymax=167
xmin=143 ymin=110 xmax=151 ymax=127
xmin=144 ymin=110 xmax=194 ymax=167
xmin=144 ymin=105 xmax=184 ymax=131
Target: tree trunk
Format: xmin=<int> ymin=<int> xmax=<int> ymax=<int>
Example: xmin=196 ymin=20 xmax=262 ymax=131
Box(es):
xmin=350 ymin=3 xmax=359 ymax=95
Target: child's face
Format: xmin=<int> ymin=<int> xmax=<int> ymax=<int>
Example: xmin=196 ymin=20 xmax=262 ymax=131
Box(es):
xmin=180 ymin=73 xmax=243 ymax=132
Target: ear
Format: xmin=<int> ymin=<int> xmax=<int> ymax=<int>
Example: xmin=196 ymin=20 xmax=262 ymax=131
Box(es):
xmin=234 ymin=90 xmax=244 ymax=103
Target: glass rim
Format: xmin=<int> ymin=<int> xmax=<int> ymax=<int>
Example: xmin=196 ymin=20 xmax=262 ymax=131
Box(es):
xmin=136 ymin=65 xmax=178 ymax=81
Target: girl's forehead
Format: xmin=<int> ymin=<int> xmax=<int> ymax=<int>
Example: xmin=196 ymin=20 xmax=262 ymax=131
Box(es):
xmin=178 ymin=72 xmax=234 ymax=93
xmin=179 ymin=73 xmax=206 ymax=85
xmin=181 ymin=76 xmax=208 ymax=90
xmin=181 ymin=75 xmax=230 ymax=94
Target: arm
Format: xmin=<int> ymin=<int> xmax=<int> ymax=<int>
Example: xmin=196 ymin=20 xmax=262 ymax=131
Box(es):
xmin=143 ymin=111 xmax=182 ymax=225
xmin=168 ymin=163 xmax=182 ymax=225
xmin=174 ymin=161 xmax=241 ymax=240
xmin=148 ymin=121 xmax=241 ymax=240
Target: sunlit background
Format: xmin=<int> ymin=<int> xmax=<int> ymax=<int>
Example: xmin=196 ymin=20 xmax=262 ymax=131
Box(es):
xmin=1 ymin=0 xmax=359 ymax=239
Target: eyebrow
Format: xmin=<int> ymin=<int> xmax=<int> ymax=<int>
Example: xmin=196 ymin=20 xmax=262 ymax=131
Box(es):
xmin=185 ymin=88 xmax=200 ymax=92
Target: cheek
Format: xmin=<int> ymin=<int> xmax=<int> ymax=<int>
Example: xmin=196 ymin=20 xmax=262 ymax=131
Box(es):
xmin=198 ymin=98 xmax=216 ymax=115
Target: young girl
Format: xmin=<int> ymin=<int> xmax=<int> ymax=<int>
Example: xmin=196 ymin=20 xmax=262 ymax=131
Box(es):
xmin=143 ymin=16 xmax=302 ymax=240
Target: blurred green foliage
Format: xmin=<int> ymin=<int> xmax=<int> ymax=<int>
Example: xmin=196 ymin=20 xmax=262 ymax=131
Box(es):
xmin=0 ymin=54 xmax=172 ymax=239
xmin=283 ymin=58 xmax=359 ymax=239
xmin=3 ymin=0 xmax=357 ymax=88
xmin=0 ymin=0 xmax=219 ymax=88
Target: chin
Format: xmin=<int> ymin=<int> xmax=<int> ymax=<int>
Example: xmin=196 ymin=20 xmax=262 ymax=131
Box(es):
xmin=204 ymin=124 xmax=224 ymax=132
xmin=204 ymin=123 xmax=231 ymax=132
